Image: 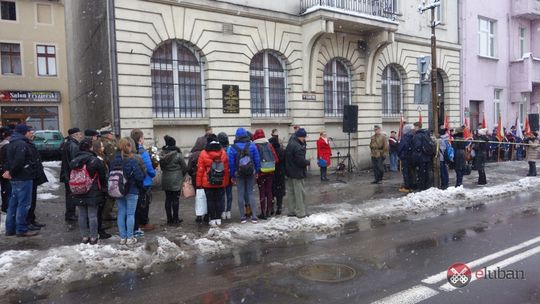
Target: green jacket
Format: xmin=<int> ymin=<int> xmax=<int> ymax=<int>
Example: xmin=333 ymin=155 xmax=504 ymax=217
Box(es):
xmin=159 ymin=147 xmax=187 ymax=191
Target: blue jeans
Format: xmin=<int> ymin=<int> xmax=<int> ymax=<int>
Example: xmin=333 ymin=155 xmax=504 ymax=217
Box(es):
xmin=237 ymin=176 xmax=257 ymax=218
xmin=116 ymin=194 xmax=138 ymax=239
xmin=455 ymin=170 xmax=465 ymax=187
xmin=440 ymin=161 xmax=449 ymax=189
xmin=389 ymin=152 xmax=398 ymax=172
xmin=220 ymin=185 xmax=233 ymax=212
xmin=6 ymin=180 xmax=33 ymax=235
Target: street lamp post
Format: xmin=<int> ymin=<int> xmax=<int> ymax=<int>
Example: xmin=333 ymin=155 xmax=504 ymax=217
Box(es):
xmin=419 ymin=0 xmax=441 ymax=188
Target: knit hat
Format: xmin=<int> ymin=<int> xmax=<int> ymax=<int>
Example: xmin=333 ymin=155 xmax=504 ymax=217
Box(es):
xmin=68 ymin=128 xmax=81 ymax=135
xmin=295 ymin=128 xmax=307 ymax=138
xmin=205 ymin=134 xmax=221 ymax=151
xmin=164 ymin=135 xmax=176 ymax=147
xmin=84 ymin=129 xmax=99 ymax=137
xmin=14 ymin=124 xmax=31 ymax=135
xmin=252 ymin=129 xmax=265 ymax=140
xmin=217 ymin=132 xmax=229 ymax=147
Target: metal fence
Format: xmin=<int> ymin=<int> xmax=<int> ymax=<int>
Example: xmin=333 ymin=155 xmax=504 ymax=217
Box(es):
xmin=300 ymin=0 xmax=396 ymax=20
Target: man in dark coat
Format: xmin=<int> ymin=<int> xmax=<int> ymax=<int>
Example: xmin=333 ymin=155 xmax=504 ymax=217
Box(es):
xmin=473 ymin=128 xmax=489 ymax=185
xmin=3 ymin=124 xmax=39 ymax=237
xmin=412 ymin=122 xmax=435 ymax=191
xmin=285 ymin=128 xmax=310 ymax=218
xmin=398 ymin=124 xmax=415 ymax=192
xmin=452 ymin=128 xmax=468 ymax=187
xmin=60 ymin=128 xmax=83 ymax=221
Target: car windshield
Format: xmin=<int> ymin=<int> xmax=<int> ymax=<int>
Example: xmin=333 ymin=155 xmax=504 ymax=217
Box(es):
xmin=34 ymin=132 xmax=62 ymax=141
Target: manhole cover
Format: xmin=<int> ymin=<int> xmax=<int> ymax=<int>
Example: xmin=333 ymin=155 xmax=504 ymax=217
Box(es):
xmin=297 ymin=263 xmax=356 ymax=283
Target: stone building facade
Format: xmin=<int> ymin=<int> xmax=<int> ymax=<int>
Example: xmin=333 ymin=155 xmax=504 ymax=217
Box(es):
xmin=66 ymin=0 xmax=461 ymax=168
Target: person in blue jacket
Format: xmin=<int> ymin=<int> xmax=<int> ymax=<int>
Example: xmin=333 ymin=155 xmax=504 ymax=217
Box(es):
xmin=228 ymin=128 xmax=261 ymax=223
xmin=130 ymin=129 xmax=156 ymax=235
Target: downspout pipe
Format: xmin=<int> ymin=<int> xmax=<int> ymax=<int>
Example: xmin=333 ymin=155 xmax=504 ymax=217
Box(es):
xmin=107 ymin=0 xmax=121 ymax=135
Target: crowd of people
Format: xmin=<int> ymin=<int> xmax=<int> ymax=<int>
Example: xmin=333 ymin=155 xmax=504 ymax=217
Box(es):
xmin=1 ymin=120 xmax=537 ymax=244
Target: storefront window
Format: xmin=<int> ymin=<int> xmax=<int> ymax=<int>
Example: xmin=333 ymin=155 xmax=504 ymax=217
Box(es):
xmin=1 ymin=106 xmax=59 ymax=130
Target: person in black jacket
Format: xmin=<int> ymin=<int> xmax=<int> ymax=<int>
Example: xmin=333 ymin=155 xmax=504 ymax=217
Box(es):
xmin=473 ymin=129 xmax=489 ymax=185
xmin=60 ymin=128 xmax=83 ymax=221
xmin=269 ymin=134 xmax=286 ymax=215
xmin=285 ymin=128 xmax=310 ymax=218
xmin=452 ymin=128 xmax=468 ymax=187
xmin=69 ymin=138 xmax=107 ymax=244
xmin=3 ymin=124 xmax=39 ymax=237
xmin=0 ymin=127 xmax=12 ymax=213
xmin=27 ymin=135 xmax=48 ymax=231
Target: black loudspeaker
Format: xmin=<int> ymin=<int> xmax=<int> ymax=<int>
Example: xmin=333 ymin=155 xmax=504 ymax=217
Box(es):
xmin=342 ymin=105 xmax=358 ymax=133
xmin=529 ymin=114 xmax=539 ymax=132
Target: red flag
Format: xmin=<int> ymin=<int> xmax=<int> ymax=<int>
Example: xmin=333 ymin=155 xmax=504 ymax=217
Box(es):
xmin=482 ymin=114 xmax=487 ymax=129
xmin=464 ymin=117 xmax=472 ymax=139
xmin=419 ymin=111 xmax=423 ymax=125
xmin=444 ymin=114 xmax=449 ymax=129
xmin=524 ymin=115 xmax=531 ymax=136
xmin=398 ymin=115 xmax=404 ymax=140
xmin=496 ymin=114 xmax=504 ymax=142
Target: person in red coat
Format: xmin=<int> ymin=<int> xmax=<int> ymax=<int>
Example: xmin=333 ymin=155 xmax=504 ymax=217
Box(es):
xmin=316 ymin=131 xmax=332 ymax=181
xmin=196 ymin=134 xmax=230 ymax=227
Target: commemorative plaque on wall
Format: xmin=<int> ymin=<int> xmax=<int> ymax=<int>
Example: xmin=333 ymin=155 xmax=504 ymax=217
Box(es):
xmin=222 ymin=85 xmax=239 ymax=114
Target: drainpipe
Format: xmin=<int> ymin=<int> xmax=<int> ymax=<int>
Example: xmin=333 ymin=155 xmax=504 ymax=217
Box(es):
xmin=107 ymin=0 xmax=121 ymax=135
xmin=458 ymin=0 xmax=464 ymax=124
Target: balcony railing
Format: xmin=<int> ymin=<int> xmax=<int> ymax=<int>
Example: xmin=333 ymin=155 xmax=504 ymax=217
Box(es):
xmin=300 ymin=0 xmax=396 ymax=21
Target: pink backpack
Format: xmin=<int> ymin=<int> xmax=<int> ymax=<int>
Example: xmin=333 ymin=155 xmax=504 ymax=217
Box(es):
xmin=69 ymin=164 xmax=98 ymax=195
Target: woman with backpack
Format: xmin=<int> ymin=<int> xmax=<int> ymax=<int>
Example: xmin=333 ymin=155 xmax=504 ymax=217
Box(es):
xmin=92 ymin=139 xmax=112 ymax=240
xmin=69 ymin=138 xmax=107 ymax=245
xmin=110 ymin=137 xmax=145 ymax=245
xmin=253 ymin=129 xmax=278 ymax=220
xmin=316 ymin=131 xmax=332 ymax=181
xmin=159 ymin=135 xmax=188 ymax=226
xmin=269 ymin=134 xmax=286 ymax=215
xmin=196 ymin=134 xmax=229 ymax=227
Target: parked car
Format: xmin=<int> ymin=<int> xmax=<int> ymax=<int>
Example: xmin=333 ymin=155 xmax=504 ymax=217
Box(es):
xmin=33 ymin=130 xmax=64 ymax=160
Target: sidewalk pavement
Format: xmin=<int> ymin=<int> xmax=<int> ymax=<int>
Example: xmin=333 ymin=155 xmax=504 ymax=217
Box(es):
xmin=0 ymin=160 xmax=534 ymax=253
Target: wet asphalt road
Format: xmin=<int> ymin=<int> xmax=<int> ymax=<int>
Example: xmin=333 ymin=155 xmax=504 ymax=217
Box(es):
xmin=14 ymin=189 xmax=540 ymax=304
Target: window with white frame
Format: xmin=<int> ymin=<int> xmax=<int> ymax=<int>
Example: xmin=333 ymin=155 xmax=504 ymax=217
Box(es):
xmin=434 ymin=0 xmax=443 ymax=23
xmin=0 ymin=1 xmax=16 ymax=21
xmin=37 ymin=45 xmax=57 ymax=76
xmin=0 ymin=42 xmax=21 ymax=75
xmin=494 ymin=89 xmax=502 ymax=123
xmin=519 ymin=27 xmax=527 ymax=57
xmin=381 ymin=65 xmax=402 ymax=116
xmin=151 ymin=40 xmax=204 ymax=118
xmin=324 ymin=59 xmax=351 ymax=117
xmin=250 ymin=50 xmax=287 ymax=117
xmin=478 ymin=17 xmax=496 ymax=57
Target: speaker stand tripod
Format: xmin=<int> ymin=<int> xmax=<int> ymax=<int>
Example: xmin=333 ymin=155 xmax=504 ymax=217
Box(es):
xmin=345 ymin=132 xmax=358 ymax=173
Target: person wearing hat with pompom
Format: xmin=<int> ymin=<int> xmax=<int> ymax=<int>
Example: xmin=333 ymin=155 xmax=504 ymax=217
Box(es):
xmin=3 ymin=124 xmax=38 ymax=237
xmin=285 ymin=128 xmax=310 ymax=218
xmin=60 ymin=127 xmax=83 ymax=221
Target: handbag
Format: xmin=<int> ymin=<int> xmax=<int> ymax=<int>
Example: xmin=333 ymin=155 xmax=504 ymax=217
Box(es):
xmin=181 ymin=175 xmax=195 ymax=199
xmin=317 ymin=158 xmax=327 ymax=168
xmin=195 ymin=189 xmax=207 ymax=216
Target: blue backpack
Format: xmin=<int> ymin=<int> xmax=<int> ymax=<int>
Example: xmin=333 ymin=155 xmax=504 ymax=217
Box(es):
xmin=443 ymin=140 xmax=454 ymax=163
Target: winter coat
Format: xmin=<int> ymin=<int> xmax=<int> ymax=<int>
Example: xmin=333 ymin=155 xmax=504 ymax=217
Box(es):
xmin=136 ymin=144 xmax=156 ymax=188
xmin=159 ymin=146 xmax=187 ymax=191
xmin=316 ymin=137 xmax=332 ymax=166
xmin=398 ymin=132 xmax=413 ymax=162
xmin=525 ymin=137 xmax=539 ymax=162
xmin=253 ymin=137 xmax=279 ymax=176
xmin=60 ymin=136 xmax=80 ymax=183
xmin=30 ymin=143 xmax=48 ymax=186
xmin=389 ymin=136 xmax=399 ymax=154
xmin=0 ymin=139 xmax=9 ymax=174
xmin=285 ymin=136 xmax=310 ymax=179
xmin=473 ymin=135 xmax=489 ymax=167
xmin=188 ymin=137 xmax=206 ymax=189
xmin=69 ymin=151 xmax=107 ymax=206
xmin=5 ymin=133 xmax=38 ymax=181
xmin=269 ymin=137 xmax=286 ymax=197
xmin=228 ymin=128 xmax=261 ymax=178
xmin=110 ymin=152 xmax=146 ymax=195
xmin=412 ymin=129 xmax=435 ymax=164
xmin=370 ymin=133 xmax=388 ymax=158
xmin=452 ymin=132 xmax=468 ymax=171
xmin=438 ymin=134 xmax=449 ymax=162
xmin=196 ymin=146 xmax=230 ymax=189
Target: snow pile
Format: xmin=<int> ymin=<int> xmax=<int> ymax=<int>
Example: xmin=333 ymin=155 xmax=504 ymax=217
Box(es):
xmin=36 ymin=193 xmax=59 ymax=200
xmin=37 ymin=162 xmax=61 ymax=200
xmin=0 ymin=237 xmax=188 ymax=295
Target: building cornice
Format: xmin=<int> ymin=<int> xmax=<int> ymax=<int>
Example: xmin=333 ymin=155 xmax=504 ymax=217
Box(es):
xmin=394 ymin=33 xmax=461 ymax=52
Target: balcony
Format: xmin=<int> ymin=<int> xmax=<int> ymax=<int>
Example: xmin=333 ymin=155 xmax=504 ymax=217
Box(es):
xmin=512 ymin=0 xmax=540 ymax=19
xmin=300 ymin=0 xmax=397 ymax=24
xmin=510 ymin=55 xmax=540 ymax=95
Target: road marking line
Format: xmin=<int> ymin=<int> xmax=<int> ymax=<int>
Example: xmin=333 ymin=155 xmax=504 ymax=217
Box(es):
xmin=422 ymin=235 xmax=540 ymax=285
xmin=370 ymin=285 xmax=439 ymax=304
xmin=439 ymin=244 xmax=540 ymax=292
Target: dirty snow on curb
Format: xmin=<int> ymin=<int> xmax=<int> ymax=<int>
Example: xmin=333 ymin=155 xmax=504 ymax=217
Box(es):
xmin=0 ymin=237 xmax=187 ymax=295
xmin=1 ymin=177 xmax=540 ymax=295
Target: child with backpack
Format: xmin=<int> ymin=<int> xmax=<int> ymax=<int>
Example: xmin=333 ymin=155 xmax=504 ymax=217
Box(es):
xmin=228 ymin=128 xmax=261 ymax=224
xmin=196 ymin=134 xmax=229 ymax=227
xmin=252 ymin=129 xmax=279 ymax=220
xmin=109 ymin=137 xmax=146 ymax=245
xmin=68 ymin=138 xmax=107 ymax=245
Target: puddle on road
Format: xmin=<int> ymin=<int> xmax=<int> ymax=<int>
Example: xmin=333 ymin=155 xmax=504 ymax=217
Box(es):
xmin=297 ymin=263 xmax=357 ymax=283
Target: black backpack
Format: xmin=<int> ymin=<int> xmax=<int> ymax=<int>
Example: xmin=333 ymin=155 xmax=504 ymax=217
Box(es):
xmin=412 ymin=132 xmax=435 ymax=163
xmin=233 ymin=144 xmax=254 ymax=177
xmin=208 ymin=158 xmax=225 ymax=185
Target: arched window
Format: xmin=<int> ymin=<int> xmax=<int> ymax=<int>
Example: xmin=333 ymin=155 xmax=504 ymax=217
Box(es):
xmin=151 ymin=40 xmax=204 ymax=118
xmin=324 ymin=59 xmax=350 ymax=117
xmin=381 ymin=65 xmax=402 ymax=116
xmin=250 ymin=51 xmax=287 ymax=117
